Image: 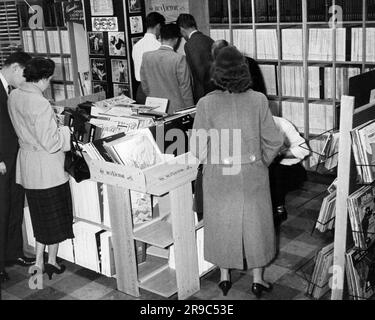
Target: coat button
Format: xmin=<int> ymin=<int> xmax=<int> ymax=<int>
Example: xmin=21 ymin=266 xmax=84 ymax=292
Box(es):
xmin=249 ymin=155 xmax=256 ymax=162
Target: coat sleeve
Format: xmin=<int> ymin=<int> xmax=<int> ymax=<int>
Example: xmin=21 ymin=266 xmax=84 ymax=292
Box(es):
xmin=176 ymin=55 xmax=194 ymax=109
xmin=185 ymin=42 xmax=206 ymax=88
xmin=140 ymin=56 xmax=150 ymax=96
xmin=34 ymin=100 xmax=71 ymax=154
xmin=190 ymin=99 xmax=209 ymax=162
xmin=259 ymin=96 xmax=283 ymax=166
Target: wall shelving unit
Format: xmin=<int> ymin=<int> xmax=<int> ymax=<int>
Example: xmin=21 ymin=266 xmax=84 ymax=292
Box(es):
xmin=208 ymin=0 xmax=375 ymax=169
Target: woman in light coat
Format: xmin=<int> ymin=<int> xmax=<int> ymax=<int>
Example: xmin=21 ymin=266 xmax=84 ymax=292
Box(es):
xmin=190 ymin=46 xmax=283 ymax=298
xmin=8 ymin=58 xmax=73 ymax=279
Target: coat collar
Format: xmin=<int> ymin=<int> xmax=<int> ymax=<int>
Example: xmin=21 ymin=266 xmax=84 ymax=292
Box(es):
xmin=19 ymin=82 xmax=44 ymax=96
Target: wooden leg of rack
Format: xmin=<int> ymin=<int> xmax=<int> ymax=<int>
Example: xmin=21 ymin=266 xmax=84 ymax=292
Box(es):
xmin=107 ymin=185 xmax=139 ymax=297
xmin=170 ymin=183 xmax=200 ymax=300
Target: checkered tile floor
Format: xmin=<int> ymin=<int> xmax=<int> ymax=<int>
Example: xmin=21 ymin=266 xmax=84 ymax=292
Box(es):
xmin=1 ymin=179 xmax=334 ymax=300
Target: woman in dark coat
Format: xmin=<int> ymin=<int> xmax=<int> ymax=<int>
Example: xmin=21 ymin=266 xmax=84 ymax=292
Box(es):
xmin=190 ymin=46 xmax=283 ymax=298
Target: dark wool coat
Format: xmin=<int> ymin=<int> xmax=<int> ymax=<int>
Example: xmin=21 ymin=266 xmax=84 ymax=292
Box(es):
xmin=191 ymin=89 xmax=283 ymax=269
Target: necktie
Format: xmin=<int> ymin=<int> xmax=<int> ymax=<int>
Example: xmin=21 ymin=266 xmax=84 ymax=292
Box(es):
xmin=8 ymin=85 xmax=12 ymax=95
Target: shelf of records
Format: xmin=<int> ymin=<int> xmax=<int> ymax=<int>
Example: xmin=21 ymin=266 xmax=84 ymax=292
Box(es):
xmin=296 ymin=241 xmax=375 ymax=300
xmin=351 ymin=119 xmax=375 ymax=184
xmin=315 ymin=179 xmax=375 ymax=251
xmin=23 ymin=186 xmax=213 ymax=283
xmin=209 ymin=0 xmax=375 ymax=24
xmin=210 ymin=27 xmax=375 ymax=63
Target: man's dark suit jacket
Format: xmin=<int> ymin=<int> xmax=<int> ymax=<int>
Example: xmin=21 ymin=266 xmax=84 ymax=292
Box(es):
xmin=184 ymin=31 xmax=215 ymax=104
xmin=0 ymin=83 xmax=18 ymax=160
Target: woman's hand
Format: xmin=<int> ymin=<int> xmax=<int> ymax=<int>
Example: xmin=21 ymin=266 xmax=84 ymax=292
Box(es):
xmin=0 ymin=162 xmax=6 ymax=175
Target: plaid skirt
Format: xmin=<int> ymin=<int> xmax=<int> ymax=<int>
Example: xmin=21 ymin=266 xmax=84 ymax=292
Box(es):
xmin=25 ymin=182 xmax=74 ymax=245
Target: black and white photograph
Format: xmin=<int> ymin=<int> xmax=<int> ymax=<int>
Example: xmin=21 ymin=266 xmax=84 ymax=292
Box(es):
xmin=128 ymin=0 xmax=142 ymax=13
xmin=108 ymin=32 xmax=126 ymax=56
xmin=129 ymin=16 xmax=143 ymax=34
xmin=90 ymin=58 xmax=107 ymax=81
xmin=4 ymin=0 xmax=375 ymax=307
xmin=88 ymin=32 xmax=104 ymax=55
xmin=111 ymin=59 xmax=128 ymax=83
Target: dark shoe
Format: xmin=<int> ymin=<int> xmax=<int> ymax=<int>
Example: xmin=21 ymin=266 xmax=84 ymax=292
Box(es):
xmin=0 ymin=270 xmax=10 ymax=283
xmin=44 ymin=263 xmax=66 ymax=280
xmin=6 ymin=256 xmax=36 ymax=267
xmin=218 ymin=281 xmax=232 ymax=296
xmin=275 ymin=206 xmax=288 ymax=223
xmin=251 ymin=282 xmax=273 ymax=299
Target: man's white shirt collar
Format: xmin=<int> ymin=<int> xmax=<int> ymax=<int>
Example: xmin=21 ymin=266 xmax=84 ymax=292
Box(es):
xmin=160 ymin=44 xmax=174 ymax=50
xmin=188 ymin=30 xmax=198 ymax=39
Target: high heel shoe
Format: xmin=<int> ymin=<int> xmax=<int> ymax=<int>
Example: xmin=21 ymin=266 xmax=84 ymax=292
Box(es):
xmin=44 ymin=263 xmax=66 ymax=280
xmin=251 ymin=282 xmax=273 ymax=299
xmin=218 ymin=281 xmax=232 ymax=296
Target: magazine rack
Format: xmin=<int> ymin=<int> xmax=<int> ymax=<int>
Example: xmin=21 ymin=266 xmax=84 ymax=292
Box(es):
xmin=85 ymin=152 xmax=201 ymax=300
xmin=332 ymin=96 xmax=375 ymax=300
xmin=295 ymin=252 xmax=331 ymax=300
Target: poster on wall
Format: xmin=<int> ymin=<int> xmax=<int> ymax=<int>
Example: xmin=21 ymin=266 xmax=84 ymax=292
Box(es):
xmin=108 ymin=32 xmax=126 ymax=56
xmin=92 ymin=82 xmax=109 ymax=96
xmin=128 ymin=0 xmax=142 ymax=13
xmin=146 ymin=0 xmax=189 ymax=22
xmin=90 ymin=0 xmax=114 ymax=16
xmin=91 ymin=58 xmax=107 ymax=81
xmin=111 ymin=59 xmax=128 ymax=83
xmin=92 ymin=17 xmax=118 ymax=32
xmin=113 ymin=84 xmax=131 ymax=97
xmin=64 ymin=1 xmax=84 ymax=24
xmin=129 ymin=16 xmax=143 ymax=34
xmin=88 ymin=32 xmax=104 ymax=55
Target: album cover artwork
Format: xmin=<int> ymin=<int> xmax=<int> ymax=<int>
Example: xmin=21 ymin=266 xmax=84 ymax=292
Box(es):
xmin=88 ymin=32 xmax=104 ymax=55
xmin=129 ymin=16 xmax=143 ymax=34
xmin=111 ymin=59 xmax=128 ymax=83
xmin=113 ymin=84 xmax=131 ymax=97
xmin=128 ymin=0 xmax=141 ymax=13
xmin=108 ymin=32 xmax=126 ymax=56
xmin=91 ymin=58 xmax=107 ymax=81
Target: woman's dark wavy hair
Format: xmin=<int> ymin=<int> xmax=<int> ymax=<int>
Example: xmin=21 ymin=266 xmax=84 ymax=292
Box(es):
xmin=211 ymin=46 xmax=252 ymax=93
xmin=24 ymin=57 xmax=55 ymax=82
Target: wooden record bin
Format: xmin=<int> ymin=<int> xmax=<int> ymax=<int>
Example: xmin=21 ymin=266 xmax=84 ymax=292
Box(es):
xmin=86 ymin=152 xmax=201 ymax=300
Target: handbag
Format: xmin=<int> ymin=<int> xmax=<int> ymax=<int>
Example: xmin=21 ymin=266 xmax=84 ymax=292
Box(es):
xmin=64 ymin=132 xmax=90 ymax=183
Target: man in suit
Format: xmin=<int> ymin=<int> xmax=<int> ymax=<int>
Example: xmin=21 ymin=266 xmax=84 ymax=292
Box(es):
xmin=177 ymin=13 xmax=215 ymax=103
xmin=132 ymin=12 xmax=165 ymax=104
xmin=0 ymin=52 xmax=34 ymax=283
xmin=140 ymin=23 xmax=194 ymax=115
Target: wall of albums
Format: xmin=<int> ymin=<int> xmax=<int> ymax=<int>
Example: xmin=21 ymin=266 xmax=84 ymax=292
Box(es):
xmin=209 ymin=0 xmax=375 ymax=169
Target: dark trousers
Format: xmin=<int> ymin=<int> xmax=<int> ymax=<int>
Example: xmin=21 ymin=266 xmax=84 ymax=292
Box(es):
xmin=135 ymin=81 xmax=146 ymax=104
xmin=193 ymin=164 xmax=204 ymax=221
xmin=0 ymin=154 xmax=25 ymax=270
xmin=269 ymin=162 xmax=307 ymax=210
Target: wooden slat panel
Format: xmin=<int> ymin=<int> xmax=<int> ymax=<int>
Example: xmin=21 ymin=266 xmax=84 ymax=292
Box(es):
xmin=170 ymin=183 xmax=200 ymax=300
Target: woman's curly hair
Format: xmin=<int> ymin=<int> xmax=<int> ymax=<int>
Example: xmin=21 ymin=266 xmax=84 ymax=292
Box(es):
xmin=211 ymin=46 xmax=252 ymax=93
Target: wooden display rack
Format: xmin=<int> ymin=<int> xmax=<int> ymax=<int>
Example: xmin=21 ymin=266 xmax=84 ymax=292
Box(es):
xmin=86 ymin=152 xmax=201 ymax=300
xmin=331 ymin=96 xmax=375 ymax=300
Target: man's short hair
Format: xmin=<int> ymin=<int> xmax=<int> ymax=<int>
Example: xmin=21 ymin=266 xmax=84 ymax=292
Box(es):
xmin=4 ymin=51 xmax=32 ymax=68
xmin=146 ymin=12 xmax=165 ymax=29
xmin=160 ymin=23 xmax=181 ymax=41
xmin=176 ymin=14 xmax=197 ymax=29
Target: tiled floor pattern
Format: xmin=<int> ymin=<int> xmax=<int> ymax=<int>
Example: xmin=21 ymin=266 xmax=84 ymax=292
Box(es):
xmin=1 ymin=180 xmax=335 ymax=300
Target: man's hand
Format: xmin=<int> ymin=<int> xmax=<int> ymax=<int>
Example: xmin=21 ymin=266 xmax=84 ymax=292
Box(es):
xmin=0 ymin=162 xmax=6 ymax=175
